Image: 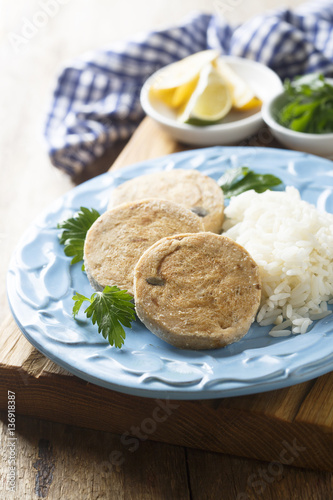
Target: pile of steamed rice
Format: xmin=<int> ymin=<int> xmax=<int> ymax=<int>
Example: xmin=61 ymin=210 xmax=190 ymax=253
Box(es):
xmin=223 ymin=186 xmax=333 ymax=337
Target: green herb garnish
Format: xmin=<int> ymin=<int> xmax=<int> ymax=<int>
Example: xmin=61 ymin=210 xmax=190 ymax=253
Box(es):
xmin=58 ymin=207 xmax=100 ymax=268
xmin=276 ymin=73 xmax=333 ymax=133
xmin=73 ymin=286 xmax=135 ymax=348
xmin=219 ymin=166 xmax=282 ymax=198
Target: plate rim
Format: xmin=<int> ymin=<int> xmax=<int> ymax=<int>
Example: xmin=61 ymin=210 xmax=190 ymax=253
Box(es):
xmin=7 ymin=145 xmax=333 ymax=400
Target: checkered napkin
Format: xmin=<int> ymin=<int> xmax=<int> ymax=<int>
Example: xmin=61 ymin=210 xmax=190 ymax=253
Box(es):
xmin=44 ymin=1 xmax=333 ymax=176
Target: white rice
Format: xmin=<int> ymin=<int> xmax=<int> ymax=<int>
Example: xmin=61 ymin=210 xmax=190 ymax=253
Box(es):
xmin=223 ymin=186 xmax=333 ymax=336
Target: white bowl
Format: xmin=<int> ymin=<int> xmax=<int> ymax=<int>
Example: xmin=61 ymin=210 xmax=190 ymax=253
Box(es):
xmin=262 ymin=89 xmax=333 ymax=158
xmin=140 ymin=55 xmax=283 ymax=146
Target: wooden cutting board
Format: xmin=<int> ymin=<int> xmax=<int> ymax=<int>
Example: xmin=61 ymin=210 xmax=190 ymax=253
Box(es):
xmin=1 ymin=118 xmax=332 ymax=472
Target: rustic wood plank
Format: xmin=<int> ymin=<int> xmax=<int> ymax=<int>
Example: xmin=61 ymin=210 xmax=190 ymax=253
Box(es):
xmin=0 ymin=316 xmax=29 ymax=367
xmin=0 ymin=316 xmax=69 ymax=378
xmin=111 ymin=117 xmax=185 ymax=171
xmin=1 ymin=364 xmax=332 ymax=471
xmin=0 ymin=411 xmax=190 ymax=499
xmin=186 ymin=448 xmax=333 ymax=500
xmin=217 ymin=380 xmax=317 ymax=421
xmin=1 ymin=407 xmax=332 ymax=500
xmin=295 ymin=373 xmax=333 ymax=432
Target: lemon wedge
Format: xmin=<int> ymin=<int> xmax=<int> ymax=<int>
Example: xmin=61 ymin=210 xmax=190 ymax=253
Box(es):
xmin=149 ymin=49 xmax=220 ymax=108
xmin=214 ymin=59 xmax=262 ymax=111
xmin=178 ymin=64 xmax=232 ymax=126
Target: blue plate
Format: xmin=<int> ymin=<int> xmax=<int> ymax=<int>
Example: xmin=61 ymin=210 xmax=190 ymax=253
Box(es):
xmin=7 ymin=147 xmax=333 ymax=399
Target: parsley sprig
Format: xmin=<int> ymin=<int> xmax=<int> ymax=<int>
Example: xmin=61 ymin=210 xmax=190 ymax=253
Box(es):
xmin=58 ymin=208 xmax=135 ymax=348
xmin=219 ymin=167 xmax=282 ymax=198
xmin=57 ymin=207 xmax=100 ymax=268
xmin=73 ymin=286 xmax=135 ymax=348
xmin=276 ymin=73 xmax=333 ymax=134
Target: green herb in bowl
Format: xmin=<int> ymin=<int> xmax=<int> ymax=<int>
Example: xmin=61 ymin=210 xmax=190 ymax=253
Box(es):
xmin=276 ymin=73 xmax=333 ymax=134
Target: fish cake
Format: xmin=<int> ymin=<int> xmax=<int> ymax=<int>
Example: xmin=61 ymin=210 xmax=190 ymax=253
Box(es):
xmin=108 ymin=169 xmax=224 ymax=233
xmin=134 ymin=232 xmax=261 ymax=350
xmin=84 ymin=199 xmax=204 ymax=295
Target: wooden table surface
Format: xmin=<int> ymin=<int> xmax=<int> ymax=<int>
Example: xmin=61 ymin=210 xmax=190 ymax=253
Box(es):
xmin=1 ymin=1 xmax=333 ymax=499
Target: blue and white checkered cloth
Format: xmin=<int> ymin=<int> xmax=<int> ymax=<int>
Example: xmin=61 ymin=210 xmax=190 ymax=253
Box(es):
xmin=44 ymin=1 xmax=333 ymax=176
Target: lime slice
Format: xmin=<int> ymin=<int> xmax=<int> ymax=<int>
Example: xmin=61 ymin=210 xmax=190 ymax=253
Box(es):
xmin=149 ymin=49 xmax=220 ymax=108
xmin=214 ymin=59 xmax=262 ymax=111
xmin=178 ymin=64 xmax=232 ymax=126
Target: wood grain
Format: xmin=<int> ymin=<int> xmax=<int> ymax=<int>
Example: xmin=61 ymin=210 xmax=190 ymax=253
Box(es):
xmin=2 ymin=410 xmax=332 ymax=500
xmin=295 ymin=373 xmax=333 ymax=433
xmin=186 ymin=448 xmax=333 ymax=500
xmin=0 ymin=411 xmax=190 ymax=499
xmin=111 ymin=118 xmax=186 ymax=171
xmin=1 ymin=371 xmax=327 ymax=471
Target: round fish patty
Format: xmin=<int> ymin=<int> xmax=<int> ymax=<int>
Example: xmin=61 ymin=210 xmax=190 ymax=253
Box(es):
xmin=134 ymin=232 xmax=261 ymax=350
xmin=108 ymin=169 xmax=224 ymax=233
xmin=84 ymin=199 xmax=204 ymax=296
